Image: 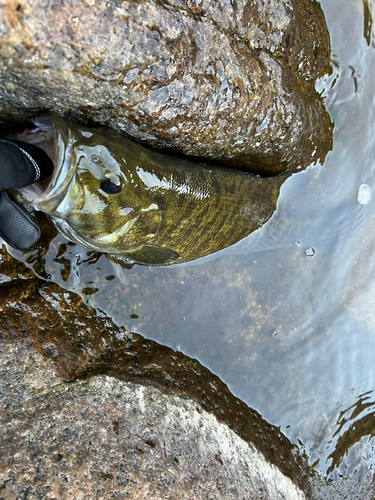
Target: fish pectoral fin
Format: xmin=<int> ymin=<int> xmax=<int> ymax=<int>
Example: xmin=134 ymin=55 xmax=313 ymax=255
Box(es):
xmin=106 ymin=254 xmax=136 ymax=269
xmin=128 ymin=245 xmax=179 ymax=265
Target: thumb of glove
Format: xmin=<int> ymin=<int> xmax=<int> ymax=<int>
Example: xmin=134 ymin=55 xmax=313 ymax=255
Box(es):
xmin=0 ymin=190 xmax=40 ymax=250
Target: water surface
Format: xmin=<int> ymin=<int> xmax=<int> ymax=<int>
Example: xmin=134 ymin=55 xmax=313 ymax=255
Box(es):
xmin=5 ymin=0 xmax=375 ymax=492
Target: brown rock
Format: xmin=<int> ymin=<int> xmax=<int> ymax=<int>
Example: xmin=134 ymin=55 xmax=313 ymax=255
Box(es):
xmin=0 ymin=0 xmax=332 ymax=173
xmin=0 ymin=341 xmax=309 ymax=499
xmin=0 ymin=240 xmax=313 ymax=498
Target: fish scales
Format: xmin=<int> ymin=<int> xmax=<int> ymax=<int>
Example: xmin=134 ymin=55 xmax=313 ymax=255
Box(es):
xmin=11 ymin=114 xmax=287 ymax=266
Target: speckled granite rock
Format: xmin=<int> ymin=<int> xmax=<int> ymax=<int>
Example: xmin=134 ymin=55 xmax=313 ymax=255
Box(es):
xmin=0 ymin=237 xmax=315 ymax=498
xmin=0 ymin=0 xmax=332 ymax=174
xmin=0 ymin=340 xmax=308 ymax=499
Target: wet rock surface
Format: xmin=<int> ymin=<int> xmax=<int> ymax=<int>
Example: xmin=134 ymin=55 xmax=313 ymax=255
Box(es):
xmin=0 ymin=232 xmax=314 ymax=499
xmin=0 ymin=0 xmax=332 ymax=173
xmin=0 ymin=341 xmax=308 ymax=499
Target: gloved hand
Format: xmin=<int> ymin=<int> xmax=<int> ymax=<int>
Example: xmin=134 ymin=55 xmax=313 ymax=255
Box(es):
xmin=0 ymin=138 xmax=54 ymax=250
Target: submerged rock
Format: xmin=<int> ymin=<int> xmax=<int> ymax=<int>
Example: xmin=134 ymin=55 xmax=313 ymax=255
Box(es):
xmin=0 ymin=0 xmax=332 ymax=174
xmin=0 ymin=342 xmax=308 ymax=499
xmin=0 ymin=237 xmax=313 ymax=498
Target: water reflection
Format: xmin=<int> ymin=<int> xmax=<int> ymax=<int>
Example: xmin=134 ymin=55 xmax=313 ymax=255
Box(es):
xmin=329 ymin=390 xmax=375 ymax=472
xmin=363 ymin=0 xmax=374 ymax=46
xmin=4 ymin=0 xmax=375 ymax=493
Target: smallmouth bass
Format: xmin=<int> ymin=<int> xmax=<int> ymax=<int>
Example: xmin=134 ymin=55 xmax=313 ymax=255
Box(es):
xmin=12 ymin=114 xmax=287 ymax=266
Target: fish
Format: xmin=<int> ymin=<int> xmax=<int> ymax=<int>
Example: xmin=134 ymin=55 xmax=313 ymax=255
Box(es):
xmin=11 ymin=113 xmax=288 ymax=266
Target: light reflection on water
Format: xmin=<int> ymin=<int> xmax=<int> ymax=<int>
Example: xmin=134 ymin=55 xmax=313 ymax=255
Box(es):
xmin=5 ymin=0 xmax=375 ymax=486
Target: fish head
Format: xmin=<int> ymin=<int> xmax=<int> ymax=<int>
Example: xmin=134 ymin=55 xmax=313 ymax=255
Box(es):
xmin=22 ymin=114 xmax=162 ymax=255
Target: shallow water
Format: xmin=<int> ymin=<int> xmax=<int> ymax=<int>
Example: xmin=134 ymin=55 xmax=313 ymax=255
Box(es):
xmin=4 ymin=0 xmax=375 ymax=491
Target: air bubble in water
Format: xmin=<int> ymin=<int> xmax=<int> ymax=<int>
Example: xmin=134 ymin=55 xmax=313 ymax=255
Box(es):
xmin=305 ymin=247 xmax=315 ymax=257
xmin=357 ymin=184 xmax=371 ymax=205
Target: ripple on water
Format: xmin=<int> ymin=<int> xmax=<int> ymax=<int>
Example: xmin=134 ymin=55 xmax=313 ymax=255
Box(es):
xmin=310 ymin=386 xmax=375 ymax=479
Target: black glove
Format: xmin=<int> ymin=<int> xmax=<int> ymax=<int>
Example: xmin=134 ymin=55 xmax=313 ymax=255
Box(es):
xmin=0 ymin=139 xmax=54 ymax=250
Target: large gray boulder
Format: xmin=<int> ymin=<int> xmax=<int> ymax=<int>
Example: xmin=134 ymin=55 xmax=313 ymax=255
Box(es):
xmin=0 ymin=0 xmax=332 ymax=174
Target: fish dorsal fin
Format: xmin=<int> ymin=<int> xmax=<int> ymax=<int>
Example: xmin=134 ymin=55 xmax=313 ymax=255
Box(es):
xmin=127 ymin=244 xmax=179 ymax=265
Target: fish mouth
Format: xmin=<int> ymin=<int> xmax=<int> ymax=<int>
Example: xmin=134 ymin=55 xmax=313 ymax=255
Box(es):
xmin=33 ymin=113 xmax=76 ymax=215
xmin=10 ymin=113 xmax=76 ymax=216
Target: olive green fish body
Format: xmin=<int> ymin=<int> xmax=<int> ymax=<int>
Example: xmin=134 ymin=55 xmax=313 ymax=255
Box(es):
xmin=150 ymin=166 xmax=283 ymax=264
xmin=17 ymin=114 xmax=286 ymax=266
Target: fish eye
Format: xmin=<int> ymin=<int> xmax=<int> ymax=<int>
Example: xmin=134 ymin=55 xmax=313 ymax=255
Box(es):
xmin=91 ymin=154 xmax=100 ymax=163
xmin=100 ymin=179 xmax=122 ymax=194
